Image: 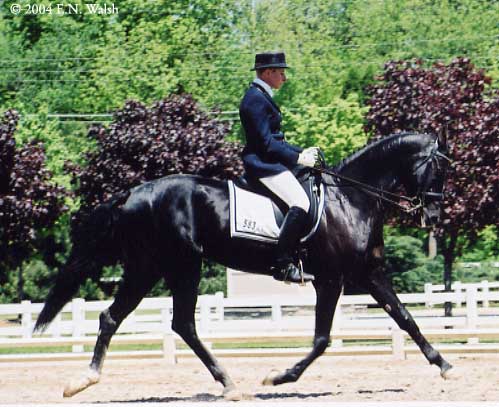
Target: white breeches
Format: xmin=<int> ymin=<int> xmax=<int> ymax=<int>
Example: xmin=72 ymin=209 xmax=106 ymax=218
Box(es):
xmin=260 ymin=170 xmax=310 ymax=212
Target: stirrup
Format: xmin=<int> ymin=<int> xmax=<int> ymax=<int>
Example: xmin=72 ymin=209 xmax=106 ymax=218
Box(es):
xmin=274 ymin=260 xmax=314 ymax=285
xmin=291 ymin=259 xmax=306 ymax=286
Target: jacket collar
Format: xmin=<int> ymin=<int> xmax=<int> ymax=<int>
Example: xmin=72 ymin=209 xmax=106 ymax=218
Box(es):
xmin=251 ymin=81 xmax=281 ymax=113
xmin=252 ymin=78 xmax=273 ymax=97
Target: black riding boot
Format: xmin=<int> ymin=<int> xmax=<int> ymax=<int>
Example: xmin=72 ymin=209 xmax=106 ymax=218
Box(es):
xmin=273 ymin=206 xmax=315 ymax=284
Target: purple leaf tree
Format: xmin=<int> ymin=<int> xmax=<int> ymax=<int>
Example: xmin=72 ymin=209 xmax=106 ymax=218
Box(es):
xmin=0 ymin=110 xmax=68 ymax=299
xmin=68 ymin=94 xmax=243 ymax=219
xmin=365 ymin=58 xmax=499 ymax=315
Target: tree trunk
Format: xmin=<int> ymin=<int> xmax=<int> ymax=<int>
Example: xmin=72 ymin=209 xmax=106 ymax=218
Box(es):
xmin=17 ymin=266 xmax=24 ymax=303
xmin=441 ymin=231 xmax=458 ymax=317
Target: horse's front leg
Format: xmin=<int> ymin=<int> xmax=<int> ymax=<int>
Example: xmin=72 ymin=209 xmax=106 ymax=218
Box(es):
xmin=263 ymin=278 xmax=342 ymax=386
xmin=366 ymin=266 xmax=453 ymax=379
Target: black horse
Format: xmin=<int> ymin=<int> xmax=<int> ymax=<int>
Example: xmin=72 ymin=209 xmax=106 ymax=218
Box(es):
xmin=34 ymin=132 xmax=453 ymax=400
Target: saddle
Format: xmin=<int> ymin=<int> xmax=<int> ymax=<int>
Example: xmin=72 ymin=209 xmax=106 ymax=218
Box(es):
xmin=228 ymin=169 xmax=325 ymax=244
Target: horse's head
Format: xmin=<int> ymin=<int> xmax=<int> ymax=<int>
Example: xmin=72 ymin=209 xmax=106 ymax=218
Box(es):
xmin=404 ymin=133 xmax=451 ymax=227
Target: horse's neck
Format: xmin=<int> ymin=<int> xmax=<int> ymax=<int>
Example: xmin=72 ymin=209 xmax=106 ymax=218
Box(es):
xmin=336 ymin=136 xmax=424 ymax=192
xmin=338 ymin=155 xmax=401 ymax=192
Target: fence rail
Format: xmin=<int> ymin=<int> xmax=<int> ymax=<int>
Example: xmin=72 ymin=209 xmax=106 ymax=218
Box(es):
xmin=1 ymin=282 xmax=499 ymax=363
xmin=424 ymin=280 xmax=499 ymax=307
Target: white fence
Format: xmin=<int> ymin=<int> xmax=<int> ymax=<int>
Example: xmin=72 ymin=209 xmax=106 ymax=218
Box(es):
xmin=1 ymin=282 xmax=499 ymax=363
xmin=424 ymin=280 xmax=499 ymax=307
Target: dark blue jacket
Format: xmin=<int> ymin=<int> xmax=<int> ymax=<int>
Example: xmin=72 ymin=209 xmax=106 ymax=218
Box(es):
xmin=239 ymin=83 xmax=302 ymax=178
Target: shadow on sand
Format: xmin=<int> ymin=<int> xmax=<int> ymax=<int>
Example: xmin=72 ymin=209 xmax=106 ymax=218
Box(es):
xmin=95 ymin=390 xmax=337 ymax=403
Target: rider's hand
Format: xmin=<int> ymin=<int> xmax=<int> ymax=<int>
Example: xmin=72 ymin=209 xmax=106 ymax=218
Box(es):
xmin=297 ymin=147 xmax=319 ymax=167
xmin=303 ymin=146 xmax=320 ymax=155
xmin=303 ymin=147 xmax=320 ymax=160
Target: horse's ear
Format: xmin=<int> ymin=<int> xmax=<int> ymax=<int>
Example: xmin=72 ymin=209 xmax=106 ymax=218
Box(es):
xmin=437 ymin=127 xmax=448 ymax=149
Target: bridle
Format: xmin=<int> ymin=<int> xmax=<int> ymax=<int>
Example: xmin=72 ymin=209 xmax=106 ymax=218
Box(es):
xmin=313 ymin=141 xmax=451 ymax=215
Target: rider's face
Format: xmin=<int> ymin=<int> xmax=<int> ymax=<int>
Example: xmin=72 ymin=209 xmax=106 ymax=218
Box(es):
xmin=262 ymin=68 xmax=287 ymax=90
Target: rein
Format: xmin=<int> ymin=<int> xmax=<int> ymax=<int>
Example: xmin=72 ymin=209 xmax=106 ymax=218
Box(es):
xmin=313 ymin=166 xmax=423 ymax=213
xmin=313 ymin=143 xmax=450 ymax=214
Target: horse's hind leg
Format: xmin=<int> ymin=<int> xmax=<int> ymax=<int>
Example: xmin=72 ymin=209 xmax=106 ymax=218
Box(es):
xmin=63 ymin=263 xmax=159 ymax=397
xmin=366 ymin=267 xmax=453 ymax=378
xmin=170 ymin=256 xmax=241 ymax=401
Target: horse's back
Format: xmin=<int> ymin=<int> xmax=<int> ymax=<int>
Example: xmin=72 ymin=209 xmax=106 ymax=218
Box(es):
xmin=118 ymin=174 xmax=230 ymax=256
xmin=123 ymin=174 xmax=227 ymax=208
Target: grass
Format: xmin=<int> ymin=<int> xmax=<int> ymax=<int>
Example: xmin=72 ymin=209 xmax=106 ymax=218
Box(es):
xmin=0 ymin=346 xmax=74 ymax=354
xmin=3 ymin=336 xmax=490 ymax=355
xmin=0 ymin=341 xmax=312 ymax=354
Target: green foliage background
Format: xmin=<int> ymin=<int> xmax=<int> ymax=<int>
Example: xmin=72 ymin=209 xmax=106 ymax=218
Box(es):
xmin=1 ymin=0 xmax=498 ymax=302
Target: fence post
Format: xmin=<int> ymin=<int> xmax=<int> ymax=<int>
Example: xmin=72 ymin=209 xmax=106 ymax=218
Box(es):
xmin=466 ymin=286 xmax=479 ymax=344
xmin=454 ymin=281 xmax=462 ymax=307
xmin=424 ymin=283 xmax=433 ymax=307
xmin=391 ymin=328 xmax=406 ymax=360
xmin=21 ymin=300 xmax=32 ymax=339
xmin=161 ymin=305 xmax=172 ymax=333
xmin=199 ymin=296 xmax=211 ymax=334
xmin=72 ymin=298 xmax=85 ymax=353
xmin=51 ymin=313 xmax=62 ymax=337
xmin=481 ymin=280 xmax=489 ymax=308
xmin=214 ymin=291 xmax=224 ymax=322
xmin=271 ymin=299 xmax=282 ymax=330
xmin=162 ymin=334 xmax=177 ymax=365
xmin=331 ymin=301 xmax=343 ymax=348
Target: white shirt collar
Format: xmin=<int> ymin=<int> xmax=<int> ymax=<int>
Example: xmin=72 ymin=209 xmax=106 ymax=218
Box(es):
xmin=253 ymin=77 xmax=274 ymax=98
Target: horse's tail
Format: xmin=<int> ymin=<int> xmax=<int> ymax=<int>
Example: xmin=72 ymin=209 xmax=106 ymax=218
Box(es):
xmin=34 ymin=191 xmax=130 ymax=333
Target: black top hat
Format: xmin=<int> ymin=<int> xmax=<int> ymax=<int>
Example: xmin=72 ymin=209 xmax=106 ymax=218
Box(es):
xmin=251 ymin=52 xmax=290 ymax=71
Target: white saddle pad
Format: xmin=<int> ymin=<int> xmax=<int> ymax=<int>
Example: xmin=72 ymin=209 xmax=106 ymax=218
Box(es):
xmin=228 ymin=180 xmax=325 ymax=244
xmin=228 ymin=180 xmax=280 ymax=243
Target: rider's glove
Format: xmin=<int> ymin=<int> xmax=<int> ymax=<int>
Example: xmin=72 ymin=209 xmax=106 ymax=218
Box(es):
xmin=297 ymin=147 xmax=319 ymax=167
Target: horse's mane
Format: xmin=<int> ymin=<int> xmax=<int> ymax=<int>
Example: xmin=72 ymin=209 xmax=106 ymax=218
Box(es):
xmin=333 ymin=132 xmax=435 ymax=172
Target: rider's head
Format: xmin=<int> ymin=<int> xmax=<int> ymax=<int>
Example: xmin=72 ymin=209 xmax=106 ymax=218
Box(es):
xmin=252 ymin=52 xmax=289 ymax=90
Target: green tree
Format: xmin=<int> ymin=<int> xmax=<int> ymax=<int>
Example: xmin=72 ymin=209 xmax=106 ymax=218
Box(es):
xmin=283 ymin=94 xmax=368 ymax=165
xmin=458 ymin=226 xmax=499 ymax=263
xmin=384 ymin=235 xmax=443 ymax=293
xmin=247 ymin=0 xmax=499 ymax=105
xmin=199 ymin=261 xmax=227 ymax=295
xmin=339 ymin=0 xmax=499 ymax=89
xmin=0 ymin=0 xmax=251 ymax=113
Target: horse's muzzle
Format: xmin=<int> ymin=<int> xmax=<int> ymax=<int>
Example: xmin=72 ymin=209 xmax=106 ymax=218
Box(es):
xmin=422 ymin=203 xmax=441 ymax=226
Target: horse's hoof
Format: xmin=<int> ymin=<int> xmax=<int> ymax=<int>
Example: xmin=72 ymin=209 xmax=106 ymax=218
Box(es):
xmin=223 ymin=386 xmax=243 ymax=401
xmin=63 ymin=369 xmax=100 ymax=397
xmin=440 ymin=365 xmax=456 ymax=380
xmin=262 ymin=369 xmax=280 ymax=386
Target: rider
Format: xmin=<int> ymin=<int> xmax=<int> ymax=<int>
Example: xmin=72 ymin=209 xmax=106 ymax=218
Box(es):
xmin=239 ymin=51 xmax=318 ymax=284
